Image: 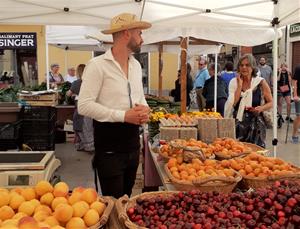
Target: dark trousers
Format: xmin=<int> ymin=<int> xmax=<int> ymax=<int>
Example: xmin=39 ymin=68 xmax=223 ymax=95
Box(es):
xmin=205 ymin=98 xmax=227 ymax=117
xmin=92 ymin=150 xmax=140 ymax=198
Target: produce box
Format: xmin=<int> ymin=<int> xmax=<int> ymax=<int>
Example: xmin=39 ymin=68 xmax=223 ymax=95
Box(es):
xmin=0 ymin=103 xmax=21 ymax=123
xmin=217 ymin=118 xmax=236 ymax=139
xmin=159 ymin=127 xmax=180 ymax=141
xmin=179 ymin=127 xmax=198 ymax=140
xmin=18 ymin=92 xmax=58 ymax=106
xmin=197 ymin=118 xmax=218 ymax=143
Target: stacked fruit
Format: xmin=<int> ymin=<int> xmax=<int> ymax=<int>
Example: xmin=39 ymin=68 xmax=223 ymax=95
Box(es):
xmin=188 ymin=111 xmax=223 ymax=119
xmin=219 ymin=152 xmax=300 ymax=178
xmin=127 ymin=180 xmax=300 ymax=228
xmin=159 ymin=139 xmax=214 ymax=159
xmin=167 ymin=158 xmax=236 ymax=182
xmin=210 ymin=138 xmax=251 ymax=158
xmin=0 ymin=180 xmax=106 ymax=229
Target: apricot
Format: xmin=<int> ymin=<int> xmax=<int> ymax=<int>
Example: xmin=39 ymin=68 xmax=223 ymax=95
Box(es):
xmin=34 ymin=205 xmax=52 ymax=215
xmin=18 ymin=201 xmax=35 ymax=216
xmin=33 ymin=210 xmax=50 ymax=222
xmin=18 ymin=216 xmax=39 ymax=229
xmin=72 ymin=201 xmax=89 ymax=217
xmin=51 ymin=197 xmax=68 ymax=210
xmin=9 ymin=193 xmax=25 ymax=210
xmin=90 ymin=201 xmax=106 ymax=216
xmin=12 ymin=212 xmax=27 ymax=220
xmin=43 ymin=216 xmax=59 ymax=227
xmin=38 ymin=221 xmax=51 ymax=229
xmin=21 ymin=188 xmax=36 ymax=201
xmin=50 ymin=225 xmax=65 ymax=229
xmin=73 ymin=186 xmax=85 ymax=194
xmin=68 ymin=192 xmax=82 ymax=205
xmin=54 ymin=203 xmax=73 ymax=223
xmin=81 ymin=188 xmax=98 ymax=204
xmin=53 ymin=182 xmax=69 ymax=197
xmin=0 ymin=191 xmax=10 ymax=207
xmin=1 ymin=218 xmax=18 ymax=228
xmin=66 ymin=217 xmax=86 ymax=229
xmin=35 ymin=181 xmax=53 ymax=196
xmin=0 ymin=205 xmax=15 ymax=221
xmin=83 ymin=209 xmax=99 ymax=227
xmin=30 ymin=199 xmax=40 ymax=209
xmin=40 ymin=192 xmax=54 ymax=206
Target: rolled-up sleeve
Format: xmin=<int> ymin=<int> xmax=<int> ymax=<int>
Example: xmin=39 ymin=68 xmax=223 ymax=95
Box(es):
xmin=78 ymin=60 xmax=125 ymax=122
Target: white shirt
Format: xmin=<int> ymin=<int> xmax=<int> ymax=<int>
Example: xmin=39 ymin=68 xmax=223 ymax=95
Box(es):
xmin=78 ymin=49 xmax=147 ymax=123
xmin=64 ymin=75 xmax=77 ymax=83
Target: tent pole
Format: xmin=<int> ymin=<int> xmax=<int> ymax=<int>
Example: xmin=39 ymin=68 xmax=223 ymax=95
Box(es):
xmin=214 ymin=51 xmax=218 ymax=112
xmin=180 ymin=37 xmax=188 ymax=113
xmin=45 ymin=37 xmax=50 ymax=90
xmin=272 ymin=1 xmax=279 ymax=157
xmin=158 ymin=43 xmax=163 ymax=97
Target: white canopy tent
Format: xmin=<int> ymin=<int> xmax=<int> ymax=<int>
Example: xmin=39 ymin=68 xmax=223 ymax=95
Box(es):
xmin=1 ymin=0 xmax=300 ymax=154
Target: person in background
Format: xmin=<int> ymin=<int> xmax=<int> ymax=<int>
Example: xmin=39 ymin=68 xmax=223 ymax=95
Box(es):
xmin=48 ymin=63 xmax=64 ymax=88
xmin=194 ymin=58 xmax=210 ymax=111
xmin=203 ymin=63 xmax=228 ymax=116
xmin=64 ymin=67 xmax=77 ymax=83
xmin=67 ymin=64 xmax=94 ymax=152
xmin=170 ymin=63 xmax=193 ymax=107
xmin=277 ymin=63 xmax=293 ymax=128
xmin=78 ymin=13 xmax=151 ymax=198
xmin=220 ymin=61 xmax=236 ymax=89
xmin=258 ymin=56 xmax=273 ymax=89
xmin=292 ymin=64 xmax=300 ymax=144
xmin=224 ymin=54 xmax=273 ymax=147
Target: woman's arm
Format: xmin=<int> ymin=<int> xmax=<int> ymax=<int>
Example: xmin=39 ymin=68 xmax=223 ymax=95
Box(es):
xmin=255 ymin=79 xmax=273 ymax=113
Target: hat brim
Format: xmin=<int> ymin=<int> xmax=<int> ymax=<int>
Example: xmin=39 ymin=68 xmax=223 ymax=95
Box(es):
xmin=101 ymin=21 xmax=151 ymax=34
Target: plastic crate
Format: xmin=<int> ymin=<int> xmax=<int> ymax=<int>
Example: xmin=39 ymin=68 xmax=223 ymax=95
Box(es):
xmin=22 ymin=119 xmax=55 ymax=135
xmin=0 ymin=121 xmax=22 ymax=150
xmin=22 ymin=106 xmax=56 ymax=120
xmin=22 ymin=132 xmax=55 ymax=151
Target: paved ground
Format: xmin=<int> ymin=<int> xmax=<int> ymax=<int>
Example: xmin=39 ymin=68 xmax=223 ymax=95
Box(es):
xmin=54 ymin=117 xmax=300 ymax=192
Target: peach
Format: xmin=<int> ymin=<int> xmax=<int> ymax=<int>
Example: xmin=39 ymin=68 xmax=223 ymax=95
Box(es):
xmin=0 ymin=205 xmax=15 ymax=221
xmin=81 ymin=188 xmax=98 ymax=204
xmin=53 ymin=203 xmax=73 ymax=223
xmin=9 ymin=193 xmax=25 ymax=210
xmin=90 ymin=201 xmax=106 ymax=216
xmin=33 ymin=210 xmax=50 ymax=222
xmin=18 ymin=201 xmax=35 ymax=216
xmin=40 ymin=192 xmax=54 ymax=206
xmin=68 ymin=192 xmax=82 ymax=205
xmin=12 ymin=212 xmax=27 ymax=220
xmin=0 ymin=191 xmax=10 ymax=207
xmin=72 ymin=201 xmax=89 ymax=218
xmin=66 ymin=217 xmax=87 ymax=229
xmin=51 ymin=197 xmax=68 ymax=210
xmin=21 ymin=188 xmax=36 ymax=201
xmin=83 ymin=209 xmax=99 ymax=227
xmin=43 ymin=216 xmax=59 ymax=227
xmin=35 ymin=181 xmax=53 ymax=197
xmin=53 ymin=182 xmax=69 ymax=197
xmin=34 ymin=205 xmax=52 ymax=215
xmin=18 ymin=216 xmax=39 ymax=229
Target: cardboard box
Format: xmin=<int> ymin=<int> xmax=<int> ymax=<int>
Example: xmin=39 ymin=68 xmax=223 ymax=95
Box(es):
xmin=217 ymin=118 xmax=236 ymax=139
xmin=159 ymin=127 xmax=180 ymax=141
xmin=179 ymin=127 xmax=198 ymax=140
xmin=197 ymin=118 xmax=218 ymax=143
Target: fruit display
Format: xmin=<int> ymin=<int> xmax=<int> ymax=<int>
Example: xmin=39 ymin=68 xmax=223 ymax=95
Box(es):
xmin=159 ymin=114 xmax=196 ymax=127
xmin=165 ymin=158 xmax=241 ymax=193
xmin=123 ymin=180 xmax=300 ymax=229
xmin=0 ymin=180 xmax=112 ymax=229
xmin=159 ymin=139 xmax=214 ymax=160
xmin=219 ymin=152 xmax=300 ymax=178
xmin=188 ymin=111 xmax=223 ymax=119
xmin=210 ymin=138 xmax=252 ymax=159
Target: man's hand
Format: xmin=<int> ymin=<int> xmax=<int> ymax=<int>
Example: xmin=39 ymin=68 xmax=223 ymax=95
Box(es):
xmin=124 ymin=104 xmax=150 ymax=125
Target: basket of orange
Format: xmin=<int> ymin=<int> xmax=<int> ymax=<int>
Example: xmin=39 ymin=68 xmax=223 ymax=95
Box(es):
xmin=164 ymin=158 xmax=242 ymax=193
xmin=219 ymin=152 xmax=300 ymax=189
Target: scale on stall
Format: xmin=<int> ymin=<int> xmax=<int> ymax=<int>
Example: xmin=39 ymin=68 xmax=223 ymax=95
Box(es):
xmin=0 ymin=151 xmax=61 ymax=188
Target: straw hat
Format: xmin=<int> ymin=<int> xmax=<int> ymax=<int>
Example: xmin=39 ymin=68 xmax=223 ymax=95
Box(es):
xmin=101 ymin=13 xmax=151 ymax=34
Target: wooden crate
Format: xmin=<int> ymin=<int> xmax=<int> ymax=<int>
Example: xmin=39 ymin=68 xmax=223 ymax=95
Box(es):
xmin=217 ymin=118 xmax=236 ymax=139
xmin=159 ymin=127 xmax=180 ymax=141
xmin=197 ymin=118 xmax=218 ymax=143
xmin=18 ymin=93 xmax=58 ymax=106
xmin=179 ymin=127 xmax=198 ymax=140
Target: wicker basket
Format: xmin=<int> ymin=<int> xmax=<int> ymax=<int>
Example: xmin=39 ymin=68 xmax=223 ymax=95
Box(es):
xmin=243 ymin=142 xmax=270 ymax=155
xmin=164 ymin=164 xmax=242 ymax=193
xmin=89 ymin=196 xmax=115 ymax=229
xmin=116 ymin=191 xmax=179 ymax=229
xmin=242 ymin=170 xmax=300 ymax=189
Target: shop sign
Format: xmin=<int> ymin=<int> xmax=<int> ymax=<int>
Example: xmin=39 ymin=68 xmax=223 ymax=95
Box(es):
xmin=0 ymin=32 xmax=37 ymax=49
xmin=290 ymin=23 xmax=300 ymax=37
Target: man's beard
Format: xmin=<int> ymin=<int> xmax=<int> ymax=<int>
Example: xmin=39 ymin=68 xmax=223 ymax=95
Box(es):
xmin=127 ymin=38 xmax=141 ymax=54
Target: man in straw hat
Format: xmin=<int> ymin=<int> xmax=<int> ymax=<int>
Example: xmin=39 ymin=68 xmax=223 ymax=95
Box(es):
xmin=78 ymin=13 xmax=151 ymax=198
